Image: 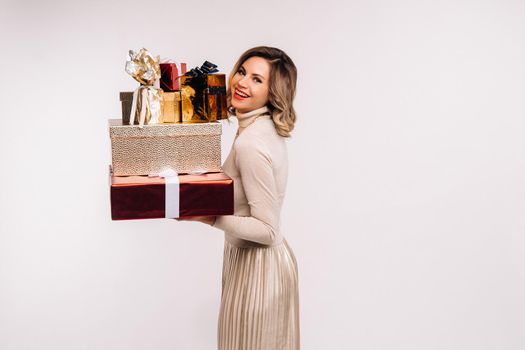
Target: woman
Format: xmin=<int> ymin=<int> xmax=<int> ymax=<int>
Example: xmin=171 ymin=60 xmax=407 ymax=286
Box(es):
xmin=184 ymin=46 xmax=299 ymax=350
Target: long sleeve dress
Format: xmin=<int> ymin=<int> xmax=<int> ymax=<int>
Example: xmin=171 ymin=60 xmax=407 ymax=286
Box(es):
xmin=212 ymin=106 xmax=300 ymax=350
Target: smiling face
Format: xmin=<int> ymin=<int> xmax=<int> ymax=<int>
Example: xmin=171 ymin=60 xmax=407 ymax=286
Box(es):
xmin=230 ymin=56 xmax=271 ymax=113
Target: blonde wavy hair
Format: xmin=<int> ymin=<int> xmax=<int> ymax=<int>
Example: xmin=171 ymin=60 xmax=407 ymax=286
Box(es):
xmin=227 ymin=46 xmax=297 ymax=137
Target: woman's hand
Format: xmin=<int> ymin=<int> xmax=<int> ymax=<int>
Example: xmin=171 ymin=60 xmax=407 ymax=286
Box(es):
xmin=176 ymin=216 xmax=216 ymax=225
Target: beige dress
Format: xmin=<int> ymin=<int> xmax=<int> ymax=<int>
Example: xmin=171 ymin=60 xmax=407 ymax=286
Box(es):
xmin=213 ymin=106 xmax=300 ymax=350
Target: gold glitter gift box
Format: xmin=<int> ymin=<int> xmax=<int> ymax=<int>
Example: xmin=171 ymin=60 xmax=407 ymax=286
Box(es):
xmin=109 ymin=119 xmax=222 ymax=176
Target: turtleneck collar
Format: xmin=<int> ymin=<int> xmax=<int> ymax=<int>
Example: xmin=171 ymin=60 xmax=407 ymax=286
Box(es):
xmin=235 ymin=106 xmax=271 ymax=129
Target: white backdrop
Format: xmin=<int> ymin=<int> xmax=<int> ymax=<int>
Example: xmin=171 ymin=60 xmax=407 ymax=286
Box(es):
xmin=1 ymin=0 xmax=525 ymax=349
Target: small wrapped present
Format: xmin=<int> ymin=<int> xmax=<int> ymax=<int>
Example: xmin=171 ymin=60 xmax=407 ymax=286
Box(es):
xmin=125 ymin=48 xmax=162 ymax=128
xmin=180 ymin=61 xmax=228 ymax=123
xmin=160 ymin=91 xmax=182 ymax=123
xmin=119 ymin=91 xmax=133 ymax=125
xmin=160 ymin=61 xmax=187 ymax=91
xmin=110 ymin=168 xmax=234 ymax=220
xmin=109 ymin=119 xmax=222 ymax=176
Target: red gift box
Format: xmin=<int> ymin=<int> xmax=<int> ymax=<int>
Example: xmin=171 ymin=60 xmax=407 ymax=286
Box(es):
xmin=160 ymin=62 xmax=187 ymax=91
xmin=110 ymin=170 xmax=233 ymax=220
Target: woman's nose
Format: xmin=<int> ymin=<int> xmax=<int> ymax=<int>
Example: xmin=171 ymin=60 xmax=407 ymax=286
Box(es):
xmin=238 ymin=75 xmax=249 ymax=87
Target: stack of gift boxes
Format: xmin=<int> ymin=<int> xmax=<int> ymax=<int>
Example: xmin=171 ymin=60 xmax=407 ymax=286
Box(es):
xmin=109 ymin=48 xmax=233 ymax=220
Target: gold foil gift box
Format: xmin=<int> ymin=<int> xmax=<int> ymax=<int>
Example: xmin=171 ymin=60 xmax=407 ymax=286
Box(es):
xmin=180 ymin=74 xmax=227 ymax=123
xmin=180 ymin=61 xmax=228 ymax=123
xmin=160 ymin=91 xmax=182 ymax=123
xmin=109 ymin=119 xmax=222 ymax=176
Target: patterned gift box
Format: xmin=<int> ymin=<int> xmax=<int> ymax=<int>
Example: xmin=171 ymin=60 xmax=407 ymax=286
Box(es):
xmin=110 ymin=169 xmax=234 ymax=220
xmin=180 ymin=74 xmax=228 ymax=123
xmin=109 ymin=119 xmax=222 ymax=176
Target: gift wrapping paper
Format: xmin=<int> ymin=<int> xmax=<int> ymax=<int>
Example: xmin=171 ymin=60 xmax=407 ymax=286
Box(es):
xmin=125 ymin=48 xmax=162 ymax=127
xmin=109 ymin=119 xmax=222 ymax=176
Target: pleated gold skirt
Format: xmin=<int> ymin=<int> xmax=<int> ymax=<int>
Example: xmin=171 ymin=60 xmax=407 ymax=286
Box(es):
xmin=218 ymin=239 xmax=300 ymax=350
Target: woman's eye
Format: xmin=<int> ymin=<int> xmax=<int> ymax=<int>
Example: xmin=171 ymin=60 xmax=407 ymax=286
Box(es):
xmin=238 ymin=69 xmax=245 ymax=76
xmin=254 ymin=78 xmax=261 ymax=83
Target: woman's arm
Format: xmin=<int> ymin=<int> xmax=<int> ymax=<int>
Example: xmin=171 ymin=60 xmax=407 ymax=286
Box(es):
xmin=213 ymin=136 xmax=280 ymax=245
xmin=177 ymin=216 xmax=215 ymax=225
